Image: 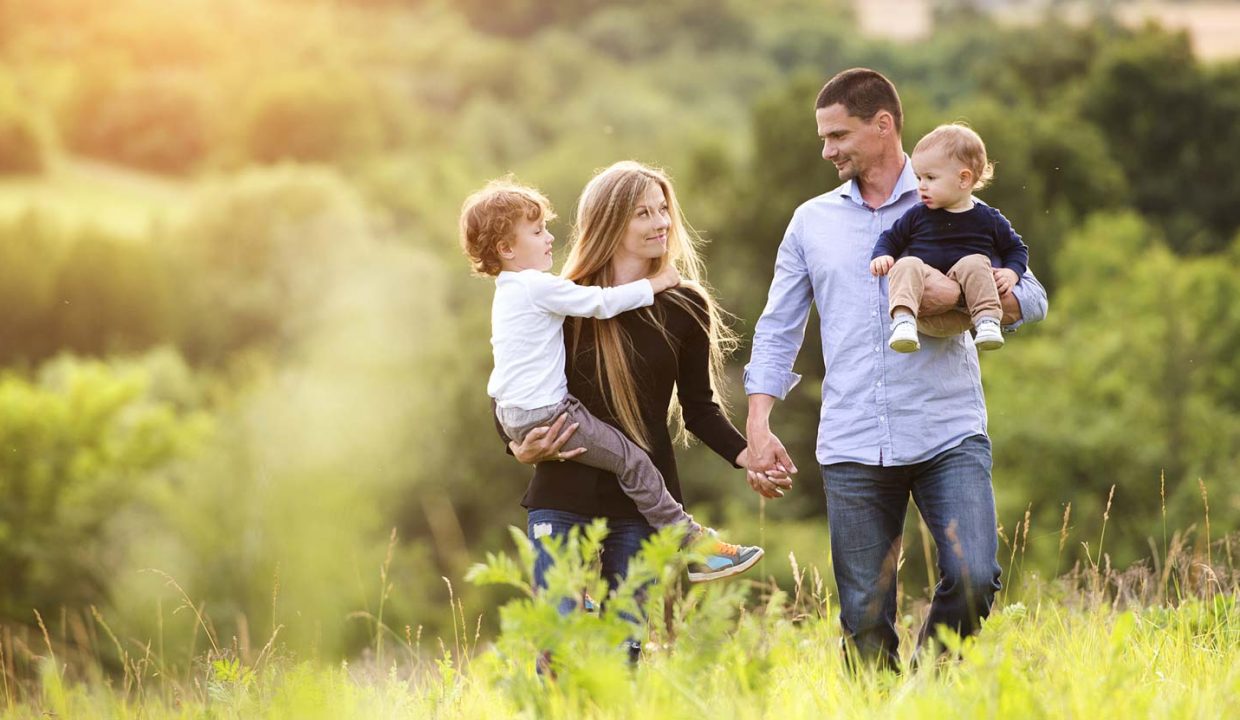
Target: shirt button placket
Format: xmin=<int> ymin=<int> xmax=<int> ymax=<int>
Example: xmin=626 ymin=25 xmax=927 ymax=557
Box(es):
xmin=872 ymin=207 xmax=894 ymax=462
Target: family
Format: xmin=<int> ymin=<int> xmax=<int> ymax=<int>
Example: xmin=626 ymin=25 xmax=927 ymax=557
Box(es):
xmin=459 ymin=68 xmax=1049 ymax=670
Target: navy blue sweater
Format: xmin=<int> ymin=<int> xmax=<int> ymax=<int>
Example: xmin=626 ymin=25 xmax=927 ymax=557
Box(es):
xmin=872 ymin=202 xmax=1028 ymax=276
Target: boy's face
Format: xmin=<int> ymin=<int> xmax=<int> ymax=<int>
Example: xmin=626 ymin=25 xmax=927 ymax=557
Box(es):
xmin=911 ymin=147 xmax=973 ymax=211
xmin=500 ymin=214 xmax=555 ymax=272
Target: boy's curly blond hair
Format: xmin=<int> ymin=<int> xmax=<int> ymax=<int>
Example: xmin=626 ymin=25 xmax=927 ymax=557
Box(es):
xmin=458 ymin=179 xmax=556 ymax=276
xmin=914 ymin=123 xmax=996 ymax=190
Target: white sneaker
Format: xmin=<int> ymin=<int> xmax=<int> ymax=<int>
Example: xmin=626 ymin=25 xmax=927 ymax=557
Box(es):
xmin=974 ymin=321 xmax=1004 ymax=351
xmin=888 ymin=321 xmax=920 ymax=353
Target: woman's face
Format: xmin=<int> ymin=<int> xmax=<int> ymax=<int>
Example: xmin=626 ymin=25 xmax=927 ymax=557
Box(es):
xmin=614 ymin=182 xmax=671 ymax=268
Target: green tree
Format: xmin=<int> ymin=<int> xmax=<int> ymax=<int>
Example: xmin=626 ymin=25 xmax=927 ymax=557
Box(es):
xmin=66 ymin=70 xmax=211 ymax=175
xmin=0 ymin=79 xmax=48 ymax=174
xmin=0 ymin=214 xmax=64 ymax=364
xmin=987 ymin=213 xmax=1240 ymax=569
xmin=1080 ymin=27 xmax=1240 ymax=253
xmin=0 ymin=353 xmax=208 ymax=620
xmin=51 ymin=234 xmax=177 ymax=357
xmin=172 ymin=165 xmax=371 ymax=363
xmin=240 ymin=70 xmax=383 ymax=166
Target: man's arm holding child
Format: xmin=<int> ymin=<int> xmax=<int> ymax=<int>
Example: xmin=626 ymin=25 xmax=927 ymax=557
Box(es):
xmin=920 ymin=266 xmax=1048 ymax=328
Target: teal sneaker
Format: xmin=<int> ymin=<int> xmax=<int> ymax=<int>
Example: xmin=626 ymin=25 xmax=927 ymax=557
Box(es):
xmin=686 ymin=530 xmax=764 ymax=583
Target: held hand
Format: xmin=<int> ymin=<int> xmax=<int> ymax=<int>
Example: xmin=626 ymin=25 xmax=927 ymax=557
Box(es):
xmin=509 ymin=413 xmax=585 ymax=465
xmin=650 ymin=263 xmax=682 ymax=294
xmin=743 ymin=428 xmax=796 ymax=499
xmin=993 ymin=268 xmax=1019 ymax=295
xmin=870 ymin=255 xmax=894 ymax=276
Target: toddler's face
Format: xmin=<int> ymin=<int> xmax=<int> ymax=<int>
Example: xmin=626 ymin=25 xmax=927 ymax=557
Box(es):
xmin=911 ymin=148 xmax=972 ymax=211
xmin=503 ymin=216 xmax=555 ymax=272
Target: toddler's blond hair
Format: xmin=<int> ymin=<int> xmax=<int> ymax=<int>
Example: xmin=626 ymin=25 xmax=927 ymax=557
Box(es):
xmin=914 ymin=123 xmax=995 ymax=190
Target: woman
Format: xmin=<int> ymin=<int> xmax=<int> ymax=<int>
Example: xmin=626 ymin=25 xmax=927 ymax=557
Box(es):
xmin=502 ymin=160 xmax=759 ymax=603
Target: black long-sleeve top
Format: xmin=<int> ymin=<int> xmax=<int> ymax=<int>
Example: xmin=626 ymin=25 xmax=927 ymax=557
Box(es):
xmin=496 ymin=287 xmax=747 ymax=520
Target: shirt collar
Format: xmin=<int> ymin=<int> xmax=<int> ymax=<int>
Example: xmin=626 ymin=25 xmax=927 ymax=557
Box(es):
xmin=840 ymin=154 xmax=918 ymax=210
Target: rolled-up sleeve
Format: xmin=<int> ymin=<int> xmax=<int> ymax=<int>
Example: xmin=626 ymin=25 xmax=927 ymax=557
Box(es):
xmin=744 ymin=213 xmax=814 ymax=400
xmin=1005 ymin=268 xmax=1049 ymax=331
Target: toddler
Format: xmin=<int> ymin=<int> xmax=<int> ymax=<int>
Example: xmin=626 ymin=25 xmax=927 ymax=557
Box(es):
xmin=869 ymin=124 xmax=1029 ymax=352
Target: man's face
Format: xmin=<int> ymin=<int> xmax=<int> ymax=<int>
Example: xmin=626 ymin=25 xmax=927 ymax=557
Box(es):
xmin=816 ymin=103 xmax=886 ymax=182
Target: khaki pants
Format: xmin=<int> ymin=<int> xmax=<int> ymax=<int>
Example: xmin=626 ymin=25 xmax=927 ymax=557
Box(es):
xmin=887 ymin=254 xmax=1001 ymax=338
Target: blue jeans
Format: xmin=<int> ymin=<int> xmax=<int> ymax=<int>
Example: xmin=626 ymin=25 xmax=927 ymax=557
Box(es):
xmin=527 ymin=508 xmax=653 ymax=664
xmin=822 ymin=434 xmax=1002 ymax=670
xmin=529 ymin=508 xmax=654 ymax=601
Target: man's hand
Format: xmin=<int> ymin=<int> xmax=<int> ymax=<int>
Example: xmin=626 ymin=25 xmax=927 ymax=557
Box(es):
xmin=993 ymin=268 xmax=1018 ymax=295
xmin=649 ymin=263 xmax=682 ymax=293
xmin=509 ymin=413 xmax=586 ymax=465
xmin=744 ymin=427 xmax=795 ymax=498
xmin=920 ymin=266 xmax=963 ymax=316
xmin=870 ymin=255 xmax=894 ymax=276
xmin=999 ymin=288 xmax=1023 ymax=325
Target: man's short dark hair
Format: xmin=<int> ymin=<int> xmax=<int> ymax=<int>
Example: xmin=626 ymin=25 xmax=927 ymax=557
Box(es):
xmin=815 ymin=68 xmax=903 ymax=133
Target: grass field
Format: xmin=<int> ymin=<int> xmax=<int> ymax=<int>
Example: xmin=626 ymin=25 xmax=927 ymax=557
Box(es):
xmin=0 ymin=159 xmax=186 ymax=239
xmin=2 ymin=523 xmax=1237 ymax=719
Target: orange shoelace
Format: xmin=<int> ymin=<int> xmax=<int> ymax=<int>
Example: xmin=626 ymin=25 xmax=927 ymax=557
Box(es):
xmin=712 ymin=541 xmax=740 ymax=557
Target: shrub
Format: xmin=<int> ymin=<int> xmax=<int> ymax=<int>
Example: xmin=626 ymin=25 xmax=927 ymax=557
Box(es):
xmin=0 ymin=352 xmax=209 ymax=620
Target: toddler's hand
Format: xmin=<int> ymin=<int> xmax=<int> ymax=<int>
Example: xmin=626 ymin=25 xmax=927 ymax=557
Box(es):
xmin=870 ymin=255 xmax=894 ymax=276
xmin=993 ymin=268 xmax=1018 ymax=294
xmin=650 ymin=263 xmax=681 ymax=293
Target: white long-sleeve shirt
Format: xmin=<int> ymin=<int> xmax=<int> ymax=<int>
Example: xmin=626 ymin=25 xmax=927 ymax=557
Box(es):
xmin=488 ymin=270 xmax=654 ymax=410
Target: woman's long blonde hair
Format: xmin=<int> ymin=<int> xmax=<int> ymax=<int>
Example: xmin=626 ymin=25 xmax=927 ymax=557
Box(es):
xmin=561 ymin=161 xmax=738 ymax=450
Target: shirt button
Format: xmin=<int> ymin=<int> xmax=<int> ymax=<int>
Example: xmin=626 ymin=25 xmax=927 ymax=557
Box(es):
xmin=874 ymin=345 xmax=880 ymax=352
xmin=880 ymin=416 xmax=887 ymax=423
xmin=877 ymin=381 xmax=883 ymax=388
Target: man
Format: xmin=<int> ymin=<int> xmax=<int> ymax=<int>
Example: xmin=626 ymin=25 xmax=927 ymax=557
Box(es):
xmin=743 ymin=68 xmax=1048 ymax=670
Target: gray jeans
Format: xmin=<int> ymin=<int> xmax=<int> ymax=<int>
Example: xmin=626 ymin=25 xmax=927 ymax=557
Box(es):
xmin=497 ymin=394 xmax=697 ymax=532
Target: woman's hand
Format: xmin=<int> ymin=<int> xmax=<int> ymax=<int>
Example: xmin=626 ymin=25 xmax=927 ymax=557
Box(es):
xmin=509 ymin=413 xmax=586 ymax=465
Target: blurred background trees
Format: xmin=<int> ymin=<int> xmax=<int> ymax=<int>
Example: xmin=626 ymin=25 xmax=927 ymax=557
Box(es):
xmin=1 ymin=0 xmax=1238 ymax=666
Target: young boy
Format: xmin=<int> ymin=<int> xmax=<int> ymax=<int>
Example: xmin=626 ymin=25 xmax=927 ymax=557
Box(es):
xmin=459 ymin=179 xmax=763 ymax=583
xmin=869 ymin=123 xmax=1029 ymax=353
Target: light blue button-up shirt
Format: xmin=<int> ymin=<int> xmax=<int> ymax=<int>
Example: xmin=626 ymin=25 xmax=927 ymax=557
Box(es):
xmin=744 ymin=158 xmax=1048 ymax=467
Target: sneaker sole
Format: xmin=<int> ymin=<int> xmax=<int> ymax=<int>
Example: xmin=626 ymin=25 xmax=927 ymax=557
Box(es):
xmin=975 ymin=337 xmax=1004 ymax=351
xmin=687 ymin=548 xmax=765 ymax=583
xmin=889 ymin=338 xmax=920 ymax=353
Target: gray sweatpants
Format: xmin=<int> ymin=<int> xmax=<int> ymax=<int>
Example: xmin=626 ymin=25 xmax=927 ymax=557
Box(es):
xmin=497 ymin=394 xmax=699 ymax=533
